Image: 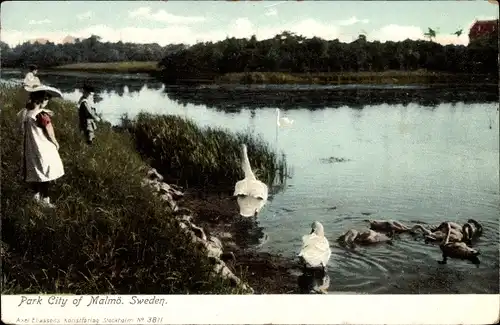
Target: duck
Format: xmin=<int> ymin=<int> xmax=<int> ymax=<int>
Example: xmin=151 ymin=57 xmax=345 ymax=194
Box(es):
xmin=364 ymin=219 xmax=411 ymax=233
xmin=462 ymin=219 xmax=483 ymax=245
xmin=438 ymin=222 xmax=480 ymax=265
xmin=298 ymin=221 xmax=331 ymax=274
xmin=410 ymin=224 xmax=463 ymax=243
xmin=233 ymin=144 xmax=269 ymax=217
xmin=276 ymin=108 xmax=294 ymax=127
xmin=337 ymin=229 xmax=393 ymax=248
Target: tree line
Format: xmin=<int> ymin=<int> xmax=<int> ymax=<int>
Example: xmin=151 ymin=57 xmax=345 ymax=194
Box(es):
xmin=1 ymin=29 xmax=497 ymax=80
xmin=157 ymin=30 xmax=498 ymax=82
xmin=0 ymin=35 xmax=186 ymax=69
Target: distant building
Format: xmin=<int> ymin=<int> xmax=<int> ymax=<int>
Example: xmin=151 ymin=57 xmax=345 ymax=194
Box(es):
xmin=29 ymin=38 xmax=49 ymax=45
xmin=468 ymin=19 xmax=498 ymax=42
xmin=62 ymin=35 xmax=78 ymax=44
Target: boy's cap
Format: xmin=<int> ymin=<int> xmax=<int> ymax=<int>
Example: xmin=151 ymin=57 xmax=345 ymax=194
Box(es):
xmin=82 ymin=84 xmax=96 ymax=93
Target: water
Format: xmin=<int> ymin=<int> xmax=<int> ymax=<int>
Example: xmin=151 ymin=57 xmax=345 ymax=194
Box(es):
xmin=2 ymin=70 xmax=499 ymax=294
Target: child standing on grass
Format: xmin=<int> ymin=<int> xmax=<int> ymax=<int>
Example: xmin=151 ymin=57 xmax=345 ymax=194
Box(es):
xmin=17 ymin=85 xmax=65 ymax=208
xmin=78 ymin=84 xmax=100 ymax=145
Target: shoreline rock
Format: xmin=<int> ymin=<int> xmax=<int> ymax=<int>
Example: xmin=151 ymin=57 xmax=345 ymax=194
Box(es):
xmin=142 ymin=168 xmax=256 ymax=293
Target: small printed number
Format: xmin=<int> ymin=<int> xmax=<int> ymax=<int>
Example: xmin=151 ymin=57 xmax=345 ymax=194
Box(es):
xmin=147 ymin=317 xmax=163 ymax=323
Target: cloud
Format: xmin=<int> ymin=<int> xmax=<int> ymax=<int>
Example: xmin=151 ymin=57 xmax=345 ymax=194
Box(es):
xmin=337 ymin=16 xmax=369 ymax=26
xmin=77 ymin=11 xmax=93 ymax=20
xmin=28 ymin=19 xmax=51 ymax=25
xmin=263 ymin=1 xmax=286 ymax=8
xmin=4 ymin=16 xmax=487 ymax=48
xmin=264 ymin=8 xmax=278 ymax=17
xmin=128 ymin=6 xmax=206 ymax=24
xmin=367 ymin=17 xmax=498 ymax=46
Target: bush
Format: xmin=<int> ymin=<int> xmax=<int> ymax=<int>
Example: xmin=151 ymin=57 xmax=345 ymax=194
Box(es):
xmin=0 ymin=85 xmax=239 ymax=294
xmin=122 ymin=112 xmax=288 ymax=190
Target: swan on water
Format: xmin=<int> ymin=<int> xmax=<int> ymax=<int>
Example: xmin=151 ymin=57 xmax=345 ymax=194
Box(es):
xmin=233 ymin=144 xmax=269 ymax=217
xmin=438 ymin=222 xmax=480 ymax=265
xmin=298 ymin=221 xmax=331 ymax=274
xmin=276 ymin=108 xmax=294 ymax=127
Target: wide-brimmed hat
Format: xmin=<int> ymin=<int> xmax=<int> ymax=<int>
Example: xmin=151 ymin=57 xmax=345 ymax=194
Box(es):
xmin=24 ymin=84 xmax=63 ymax=98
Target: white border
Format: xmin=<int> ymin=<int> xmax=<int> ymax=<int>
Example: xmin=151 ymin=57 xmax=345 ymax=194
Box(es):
xmin=1 ymin=294 xmax=499 ymax=324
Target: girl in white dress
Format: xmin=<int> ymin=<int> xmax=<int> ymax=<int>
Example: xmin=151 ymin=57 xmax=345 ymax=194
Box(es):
xmin=17 ymin=85 xmax=65 ymax=208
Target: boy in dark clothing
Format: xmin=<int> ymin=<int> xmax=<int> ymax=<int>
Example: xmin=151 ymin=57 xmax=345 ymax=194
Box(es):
xmin=78 ymin=85 xmax=100 ymax=145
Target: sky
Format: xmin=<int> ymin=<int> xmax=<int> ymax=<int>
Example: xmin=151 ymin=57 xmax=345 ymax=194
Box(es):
xmin=1 ymin=1 xmax=499 ymax=47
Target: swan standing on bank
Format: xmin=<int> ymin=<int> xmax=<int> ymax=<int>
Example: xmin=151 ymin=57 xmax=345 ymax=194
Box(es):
xmin=276 ymin=108 xmax=294 ymax=127
xmin=233 ymin=144 xmax=269 ymax=217
xmin=298 ymin=221 xmax=332 ymax=274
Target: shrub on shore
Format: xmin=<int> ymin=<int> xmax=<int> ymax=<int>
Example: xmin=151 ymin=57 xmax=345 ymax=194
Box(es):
xmin=121 ymin=112 xmax=288 ymax=190
xmin=0 ymin=85 xmax=241 ymax=294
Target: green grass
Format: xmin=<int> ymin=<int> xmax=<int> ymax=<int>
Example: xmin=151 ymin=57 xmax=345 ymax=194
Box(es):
xmin=52 ymin=61 xmax=160 ymax=73
xmin=120 ymin=113 xmax=288 ymax=190
xmin=215 ymin=70 xmax=491 ymax=85
xmin=0 ymin=84 xmax=259 ymax=294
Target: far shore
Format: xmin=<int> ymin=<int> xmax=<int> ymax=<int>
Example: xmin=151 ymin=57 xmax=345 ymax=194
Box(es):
xmin=7 ymin=61 xmax=497 ymax=86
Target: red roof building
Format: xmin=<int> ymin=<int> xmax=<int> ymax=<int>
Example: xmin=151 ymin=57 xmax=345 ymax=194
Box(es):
xmin=468 ymin=19 xmax=498 ymax=41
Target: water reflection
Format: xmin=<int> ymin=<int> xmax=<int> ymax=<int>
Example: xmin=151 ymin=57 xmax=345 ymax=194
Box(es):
xmin=1 ymin=69 xmax=164 ymax=102
xmin=163 ymin=85 xmax=499 ymax=112
xmin=297 ymin=269 xmax=331 ymax=294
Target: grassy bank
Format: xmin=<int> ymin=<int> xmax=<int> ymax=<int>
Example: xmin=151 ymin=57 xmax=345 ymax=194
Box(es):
xmin=0 ymin=84 xmax=284 ymax=294
xmin=215 ymin=70 xmax=495 ymax=85
xmin=120 ymin=113 xmax=287 ymax=190
xmin=51 ymin=61 xmax=160 ymax=74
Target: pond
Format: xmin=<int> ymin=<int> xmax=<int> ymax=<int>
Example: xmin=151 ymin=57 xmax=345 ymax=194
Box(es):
xmin=2 ymin=70 xmax=499 ymax=294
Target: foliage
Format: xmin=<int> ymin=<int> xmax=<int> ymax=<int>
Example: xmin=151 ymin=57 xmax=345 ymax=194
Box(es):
xmin=0 ymin=35 xmax=186 ymax=69
xmin=157 ymin=31 xmax=498 ymax=82
xmin=120 ymin=113 xmax=288 ymax=190
xmin=0 ymin=85 xmax=246 ymax=294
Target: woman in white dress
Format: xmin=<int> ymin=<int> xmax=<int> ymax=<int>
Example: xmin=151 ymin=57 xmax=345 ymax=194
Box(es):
xmin=18 ymin=85 xmax=65 ymax=208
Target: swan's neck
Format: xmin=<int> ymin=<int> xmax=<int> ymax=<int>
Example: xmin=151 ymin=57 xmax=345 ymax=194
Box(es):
xmin=412 ymin=224 xmax=430 ymax=235
xmin=442 ymin=224 xmax=451 ymax=245
xmin=241 ymin=147 xmax=256 ymax=180
xmin=276 ymin=109 xmax=280 ymax=120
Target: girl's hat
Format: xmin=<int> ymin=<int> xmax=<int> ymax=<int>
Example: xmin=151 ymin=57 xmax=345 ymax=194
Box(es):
xmin=24 ymin=84 xmax=63 ymax=98
xmin=28 ymin=64 xmax=38 ymax=71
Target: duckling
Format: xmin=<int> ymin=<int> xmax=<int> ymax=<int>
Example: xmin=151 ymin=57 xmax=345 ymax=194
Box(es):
xmin=430 ymin=221 xmax=462 ymax=233
xmin=462 ymin=219 xmax=483 ymax=245
xmin=438 ymin=222 xmax=480 ymax=266
xmin=410 ymin=224 xmax=463 ymax=243
xmin=337 ymin=229 xmax=359 ymax=248
xmin=337 ymin=228 xmax=393 ymax=248
xmin=364 ymin=219 xmax=410 ymax=233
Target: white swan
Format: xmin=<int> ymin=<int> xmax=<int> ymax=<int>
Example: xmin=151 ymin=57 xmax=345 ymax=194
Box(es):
xmin=276 ymin=108 xmax=294 ymax=127
xmin=233 ymin=144 xmax=269 ymax=217
xmin=298 ymin=221 xmax=331 ymax=273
